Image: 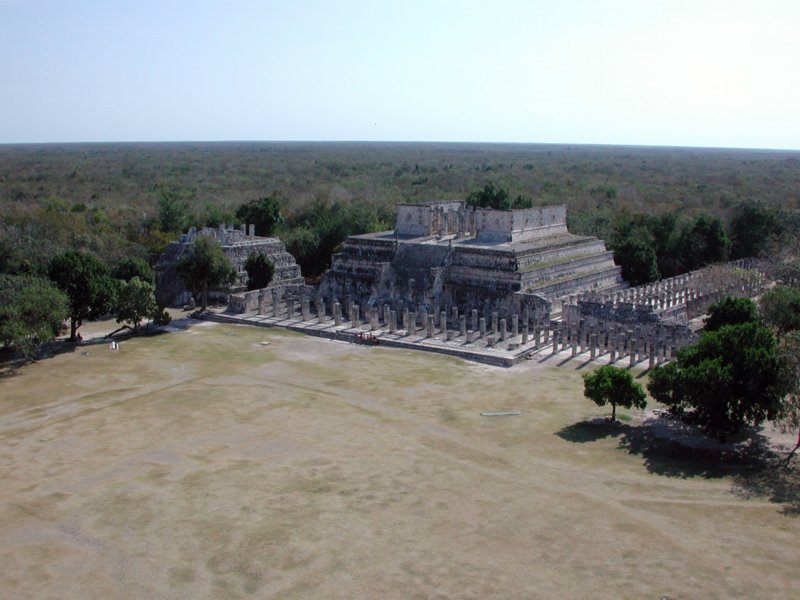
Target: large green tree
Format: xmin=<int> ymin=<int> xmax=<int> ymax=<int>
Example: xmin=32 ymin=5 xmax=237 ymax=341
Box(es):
xmin=48 ymin=251 xmax=117 ymax=341
xmin=612 ymin=237 xmax=660 ymax=286
xmin=112 ymin=257 xmax=155 ymax=285
xmin=466 ymin=183 xmax=512 ymax=210
xmin=729 ymin=199 xmax=782 ymax=260
xmin=244 ymin=252 xmax=275 ymax=291
xmin=679 ymin=213 xmax=730 ymax=272
xmin=583 ymin=365 xmax=647 ymax=421
xmin=0 ymin=274 xmax=69 ymax=358
xmin=176 ymin=237 xmax=236 ymax=310
xmin=114 ymin=276 xmax=169 ymax=331
xmin=704 ymin=297 xmax=760 ymax=332
xmin=648 ymin=321 xmax=785 ymax=438
xmin=235 ymin=196 xmax=283 ymax=237
xmin=759 ymin=286 xmax=800 ymax=334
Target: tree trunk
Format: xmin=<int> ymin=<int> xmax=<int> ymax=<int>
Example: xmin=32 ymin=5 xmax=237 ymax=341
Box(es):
xmin=202 ymin=280 xmax=208 ymax=311
xmin=70 ymin=318 xmax=77 ymax=342
xmin=786 ymin=429 xmax=800 ymax=467
xmin=611 ymin=401 xmax=616 ymax=421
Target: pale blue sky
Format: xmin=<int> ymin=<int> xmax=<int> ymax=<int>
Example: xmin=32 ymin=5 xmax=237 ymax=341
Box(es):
xmin=1 ymin=0 xmax=798 ymax=149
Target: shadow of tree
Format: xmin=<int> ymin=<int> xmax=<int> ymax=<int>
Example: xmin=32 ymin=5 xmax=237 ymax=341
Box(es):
xmin=557 ymin=416 xmax=800 ymax=515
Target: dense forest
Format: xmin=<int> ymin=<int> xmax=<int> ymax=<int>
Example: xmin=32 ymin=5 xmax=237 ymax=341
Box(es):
xmin=1 ymin=142 xmax=799 ymax=355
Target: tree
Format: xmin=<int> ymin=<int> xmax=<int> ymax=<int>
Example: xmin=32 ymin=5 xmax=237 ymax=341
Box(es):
xmin=704 ymin=297 xmax=759 ymax=332
xmin=0 ymin=274 xmax=69 ymax=359
xmin=679 ymin=213 xmax=730 ymax=271
xmin=729 ymin=199 xmax=781 ymax=260
xmin=244 ymin=252 xmax=275 ymax=291
xmin=176 ymin=236 xmax=236 ymax=310
xmin=759 ymin=286 xmax=800 ymax=334
xmin=612 ymin=237 xmax=660 ymax=286
xmin=583 ymin=365 xmax=647 ymax=421
xmin=465 ymin=183 xmax=512 ymax=210
xmin=648 ymin=322 xmax=785 ymax=438
xmin=114 ymin=276 xmax=169 ymax=331
xmin=112 ymin=257 xmax=155 ymax=285
xmin=157 ymin=189 xmax=189 ymax=233
xmin=235 ymin=196 xmax=283 ymax=237
xmin=775 ymin=332 xmax=800 ymax=464
xmin=48 ymin=251 xmax=117 ymax=341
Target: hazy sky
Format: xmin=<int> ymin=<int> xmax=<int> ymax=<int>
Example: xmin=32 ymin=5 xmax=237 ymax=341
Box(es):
xmin=1 ymin=0 xmax=798 ymax=149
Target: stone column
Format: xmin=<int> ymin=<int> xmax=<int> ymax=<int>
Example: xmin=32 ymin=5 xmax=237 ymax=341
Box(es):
xmin=523 ymin=308 xmax=530 ymax=330
xmin=403 ymin=307 xmax=411 ymax=332
xmin=451 ymin=306 xmax=459 ymax=324
xmin=512 ymin=314 xmax=519 ymax=338
xmin=533 ymin=325 xmax=540 ymax=348
xmin=590 ymin=334 xmax=597 ymax=360
xmin=301 ymin=298 xmax=310 ymax=322
xmin=287 ymin=298 xmax=295 ymax=320
xmin=522 ymin=325 xmax=529 ymax=345
xmin=459 ymin=315 xmax=466 ymax=337
xmin=492 ymin=312 xmax=499 ymax=335
xmin=389 ymin=310 xmax=397 ymax=333
xmin=427 ymin=314 xmax=435 ymax=338
xmin=440 ymin=310 xmax=447 ymax=339
xmin=272 ymin=289 xmax=281 ymax=318
xmin=471 ymin=309 xmax=478 ymax=333
xmin=571 ymin=336 xmax=577 ymax=357
xmin=318 ymin=298 xmax=326 ymax=324
xmin=352 ymin=304 xmax=360 ymax=328
xmin=333 ymin=302 xmax=342 ymax=326
xmin=499 ymin=319 xmax=507 ymax=341
xmin=467 ymin=330 xmax=474 ymax=343
xmin=551 ymin=330 xmax=559 ymax=355
xmin=479 ymin=317 xmax=486 ymax=337
xmin=629 ymin=340 xmax=637 ymax=367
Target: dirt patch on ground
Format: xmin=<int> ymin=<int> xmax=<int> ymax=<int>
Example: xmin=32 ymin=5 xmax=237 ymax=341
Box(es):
xmin=1 ymin=319 xmax=798 ymax=599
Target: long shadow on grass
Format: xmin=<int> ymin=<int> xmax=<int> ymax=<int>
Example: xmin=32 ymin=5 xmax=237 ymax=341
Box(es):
xmin=556 ymin=418 xmax=800 ymax=516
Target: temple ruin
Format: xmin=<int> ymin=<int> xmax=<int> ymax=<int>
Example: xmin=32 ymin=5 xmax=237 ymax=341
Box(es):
xmin=202 ymin=201 xmax=768 ymax=368
xmin=319 ymin=201 xmax=625 ymax=320
xmin=155 ymin=223 xmax=303 ymax=307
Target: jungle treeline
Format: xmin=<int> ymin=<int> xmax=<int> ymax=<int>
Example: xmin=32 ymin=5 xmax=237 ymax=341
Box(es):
xmin=1 ymin=141 xmax=799 ymax=282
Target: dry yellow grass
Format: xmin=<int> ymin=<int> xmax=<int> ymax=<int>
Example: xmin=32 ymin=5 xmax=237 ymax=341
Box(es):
xmin=0 ymin=319 xmax=798 ymax=599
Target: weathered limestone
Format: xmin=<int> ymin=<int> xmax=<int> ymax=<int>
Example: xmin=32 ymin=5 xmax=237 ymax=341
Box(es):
xmin=471 ymin=309 xmax=478 ymax=333
xmin=479 ymin=317 xmax=486 ymax=337
xmin=333 ymin=302 xmax=342 ymax=326
xmin=500 ymin=319 xmax=507 ymax=341
xmin=459 ymin=315 xmax=467 ymax=337
xmin=512 ymin=314 xmax=519 ymax=338
xmin=440 ymin=311 xmax=447 ymax=339
xmin=522 ymin=326 xmax=529 ymax=345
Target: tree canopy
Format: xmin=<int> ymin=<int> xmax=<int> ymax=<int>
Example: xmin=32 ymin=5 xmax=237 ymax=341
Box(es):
xmin=244 ymin=252 xmax=275 ymax=291
xmin=235 ymin=196 xmax=283 ymax=237
xmin=583 ymin=365 xmax=647 ymax=421
xmin=0 ymin=274 xmax=69 ymax=358
xmin=176 ymin=237 xmax=236 ymax=310
xmin=759 ymin=286 xmax=800 ymax=334
xmin=114 ymin=276 xmax=169 ymax=331
xmin=648 ymin=321 xmax=785 ymax=438
xmin=112 ymin=257 xmax=155 ymax=285
xmin=48 ymin=250 xmax=117 ymax=340
xmin=612 ymin=237 xmax=660 ymax=286
xmin=704 ymin=297 xmax=760 ymax=332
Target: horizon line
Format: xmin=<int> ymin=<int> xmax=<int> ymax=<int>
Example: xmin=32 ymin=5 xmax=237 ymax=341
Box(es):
xmin=1 ymin=139 xmax=799 ymax=153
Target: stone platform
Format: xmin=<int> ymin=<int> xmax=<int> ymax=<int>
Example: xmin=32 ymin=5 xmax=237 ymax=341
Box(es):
xmin=201 ymin=308 xmax=662 ymax=370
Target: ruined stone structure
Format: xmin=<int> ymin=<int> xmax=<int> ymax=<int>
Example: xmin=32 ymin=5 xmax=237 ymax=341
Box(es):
xmin=217 ymin=202 xmax=769 ymax=368
xmin=155 ymin=224 xmax=303 ymax=307
xmin=319 ymin=201 xmax=625 ymax=322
